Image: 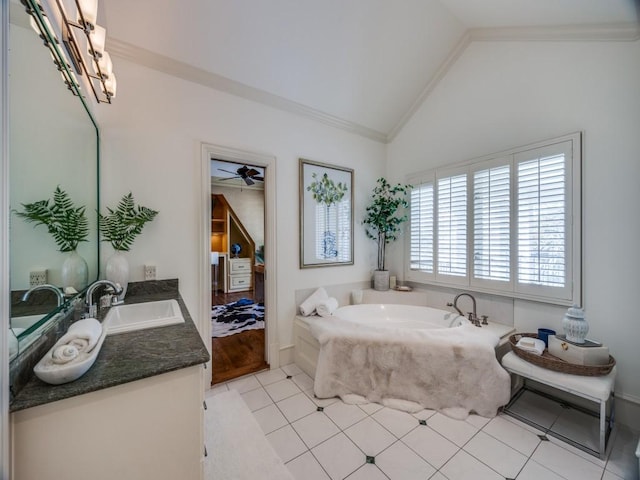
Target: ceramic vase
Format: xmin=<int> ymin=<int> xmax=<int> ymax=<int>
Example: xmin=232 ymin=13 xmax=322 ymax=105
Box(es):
xmin=61 ymin=250 xmax=88 ymax=292
xmin=562 ymin=305 xmax=589 ymax=344
xmin=373 ymin=270 xmax=390 ymax=291
xmin=106 ymin=251 xmax=129 ymax=301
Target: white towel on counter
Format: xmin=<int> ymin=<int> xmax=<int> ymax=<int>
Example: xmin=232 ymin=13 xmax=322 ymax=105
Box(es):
xmin=316 ymin=298 xmax=339 ymax=317
xmin=52 ymin=345 xmax=80 ymax=364
xmin=299 ymin=287 xmax=329 ymax=316
xmin=516 ymin=337 xmax=546 ymax=356
xmin=57 ymin=318 xmax=103 ymax=354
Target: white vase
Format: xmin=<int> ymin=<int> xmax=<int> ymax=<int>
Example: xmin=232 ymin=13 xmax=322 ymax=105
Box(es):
xmin=562 ymin=305 xmax=589 ymax=344
xmin=106 ymin=251 xmax=129 ymax=301
xmin=373 ymin=270 xmax=390 ymax=291
xmin=61 ymin=250 xmax=88 ymax=291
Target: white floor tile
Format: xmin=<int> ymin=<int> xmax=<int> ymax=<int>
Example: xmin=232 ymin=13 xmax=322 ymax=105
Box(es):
xmin=358 ymin=402 xmax=384 ymax=415
xmin=312 ymin=433 xmax=365 ymax=480
xmin=286 ymin=451 xmax=331 ymax=480
xmin=465 ymin=413 xmax=491 ymax=429
xmin=253 ymin=403 xmax=289 ymax=434
xmin=291 ymin=372 xmax=315 ymax=392
xmin=281 ymin=363 xmax=304 ymax=376
xmin=344 ymin=417 xmax=396 ymax=456
xmin=291 ymin=411 xmax=340 ymax=449
xmin=426 ymin=412 xmax=479 ymax=447
xmin=402 ymin=426 xmax=458 ymax=469
xmin=227 ymin=374 xmax=261 ymax=393
xmin=546 ymin=434 xmax=606 ymax=467
xmin=376 ymin=440 xmax=436 ymax=480
xmin=206 ymin=383 xmax=228 ymax=397
xmin=552 ymin=407 xmax=601 ymax=453
xmin=323 ymin=401 xmax=368 ymax=430
xmin=507 ymin=390 xmax=564 ymax=429
xmin=413 ymin=409 xmax=437 ymax=421
xmin=440 ymin=450 xmax=504 ymax=480
xmin=483 ymin=415 xmax=541 ymax=457
xmin=345 ymin=463 xmax=388 ymax=480
xmin=241 ymin=387 xmax=273 ymax=411
xmin=265 ymin=378 xmax=303 ymax=402
xmin=516 ymin=459 xmax=566 ymax=480
xmin=531 ymin=440 xmax=604 ymax=480
xmin=428 ymin=473 xmax=448 ymax=480
xmin=372 ymin=407 xmax=419 ymax=438
xmin=464 ymin=430 xmax=528 ymax=478
xmin=606 ymin=443 xmax=640 ymax=479
xmin=256 ymin=368 xmax=288 ymax=386
xmin=601 ymin=470 xmax=624 ymax=480
xmin=266 ymin=424 xmax=308 ymax=464
xmin=277 ymin=392 xmax=318 ymax=423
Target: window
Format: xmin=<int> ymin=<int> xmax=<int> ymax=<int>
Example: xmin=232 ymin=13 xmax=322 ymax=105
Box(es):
xmin=406 ymin=133 xmax=581 ymax=305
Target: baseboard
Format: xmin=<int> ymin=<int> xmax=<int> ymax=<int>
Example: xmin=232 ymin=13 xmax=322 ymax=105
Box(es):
xmin=279 ymin=344 xmax=295 ymax=367
xmin=614 ymin=395 xmax=640 ymax=432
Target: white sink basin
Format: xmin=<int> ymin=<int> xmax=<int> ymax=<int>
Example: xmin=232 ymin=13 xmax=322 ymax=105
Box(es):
xmin=103 ymin=299 xmax=185 ymax=335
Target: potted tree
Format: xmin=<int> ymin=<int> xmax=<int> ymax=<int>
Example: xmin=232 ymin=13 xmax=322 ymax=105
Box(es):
xmin=363 ymin=178 xmax=411 ymax=290
xmin=15 ymin=186 xmax=90 ymax=290
xmin=99 ymin=192 xmax=158 ymax=300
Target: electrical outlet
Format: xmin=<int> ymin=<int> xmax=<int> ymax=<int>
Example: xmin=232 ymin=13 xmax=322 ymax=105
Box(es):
xmin=144 ymin=265 xmax=156 ymax=280
xmin=29 ymin=270 xmax=48 ymax=287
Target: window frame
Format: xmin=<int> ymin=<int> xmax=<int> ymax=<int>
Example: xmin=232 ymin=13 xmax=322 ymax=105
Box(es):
xmin=405 ymin=132 xmax=582 ymax=306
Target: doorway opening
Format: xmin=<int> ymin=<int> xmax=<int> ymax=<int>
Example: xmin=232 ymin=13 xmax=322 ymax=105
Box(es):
xmin=210 ymin=159 xmax=268 ymax=384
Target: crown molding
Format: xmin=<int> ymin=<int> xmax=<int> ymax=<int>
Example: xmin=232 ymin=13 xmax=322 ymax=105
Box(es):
xmin=108 ymin=20 xmax=638 ymax=145
xmin=108 ymin=38 xmax=388 ymax=144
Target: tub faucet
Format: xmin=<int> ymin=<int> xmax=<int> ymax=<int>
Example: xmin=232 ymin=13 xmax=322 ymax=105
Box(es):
xmin=85 ymin=280 xmax=123 ymax=318
xmin=447 ymin=292 xmax=487 ymax=327
xmin=21 ymin=284 xmax=65 ymax=307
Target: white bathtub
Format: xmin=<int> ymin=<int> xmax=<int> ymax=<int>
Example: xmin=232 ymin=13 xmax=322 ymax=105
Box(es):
xmin=332 ymin=304 xmax=467 ymax=330
xmin=293 ymin=303 xmax=515 ymax=379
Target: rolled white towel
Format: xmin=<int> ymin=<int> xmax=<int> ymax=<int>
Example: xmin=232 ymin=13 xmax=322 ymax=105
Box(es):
xmin=299 ymin=287 xmax=329 ymax=316
xmin=316 ymin=297 xmax=338 ymax=317
xmin=57 ymin=318 xmax=103 ymax=354
xmin=51 ymin=344 xmax=80 ymax=364
xmin=516 ymin=337 xmax=546 ymax=356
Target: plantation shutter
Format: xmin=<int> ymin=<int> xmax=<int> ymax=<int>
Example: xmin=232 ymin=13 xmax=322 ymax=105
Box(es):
xmin=409 ymin=182 xmax=434 ymax=272
xmin=516 ymin=144 xmax=569 ymax=292
xmin=473 ymin=163 xmax=511 ymax=283
xmin=437 ymin=172 xmax=467 ymax=278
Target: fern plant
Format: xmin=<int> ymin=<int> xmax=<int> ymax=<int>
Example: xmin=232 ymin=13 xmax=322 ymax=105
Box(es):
xmin=99 ymin=193 xmax=158 ymax=251
xmin=14 ymin=186 xmax=89 ymax=252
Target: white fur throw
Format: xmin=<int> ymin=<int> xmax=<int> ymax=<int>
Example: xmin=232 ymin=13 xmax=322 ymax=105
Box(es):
xmin=313 ymin=323 xmax=510 ymax=419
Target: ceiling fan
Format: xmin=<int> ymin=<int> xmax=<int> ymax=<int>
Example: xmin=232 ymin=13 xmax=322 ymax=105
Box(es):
xmin=218 ymin=165 xmax=264 ymax=186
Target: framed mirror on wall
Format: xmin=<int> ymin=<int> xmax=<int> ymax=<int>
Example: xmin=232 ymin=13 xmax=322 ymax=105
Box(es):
xmin=8 ymin=0 xmax=100 ymax=359
xmin=299 ymin=158 xmax=354 ymax=268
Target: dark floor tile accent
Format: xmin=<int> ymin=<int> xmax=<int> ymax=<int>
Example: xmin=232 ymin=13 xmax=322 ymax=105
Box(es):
xmin=419 ymin=419 xmax=428 ymax=426
xmin=366 ymin=456 xmax=375 ymax=464
xmin=538 ymin=435 xmax=549 ymax=441
xmin=317 ymin=406 xmax=324 ymax=412
xmin=286 ymin=375 xmax=292 ymax=379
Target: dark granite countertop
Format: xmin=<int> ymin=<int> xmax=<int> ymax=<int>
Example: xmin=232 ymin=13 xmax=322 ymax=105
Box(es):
xmin=10 ymin=283 xmax=210 ymax=412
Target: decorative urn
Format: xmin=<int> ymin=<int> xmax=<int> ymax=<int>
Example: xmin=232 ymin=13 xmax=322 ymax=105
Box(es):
xmin=562 ymin=305 xmax=589 ymax=344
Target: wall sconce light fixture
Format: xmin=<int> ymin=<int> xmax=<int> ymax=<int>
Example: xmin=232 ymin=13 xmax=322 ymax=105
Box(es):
xmin=22 ymin=0 xmax=116 ymax=103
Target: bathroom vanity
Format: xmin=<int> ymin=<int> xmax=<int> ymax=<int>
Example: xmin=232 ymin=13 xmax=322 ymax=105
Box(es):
xmin=9 ymin=282 xmax=210 ymax=480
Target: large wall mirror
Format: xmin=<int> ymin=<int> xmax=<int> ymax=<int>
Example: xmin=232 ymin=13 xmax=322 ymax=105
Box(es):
xmin=8 ymin=0 xmax=99 ymax=359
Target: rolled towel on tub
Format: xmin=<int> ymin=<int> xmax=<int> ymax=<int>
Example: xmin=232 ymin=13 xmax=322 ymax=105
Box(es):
xmin=316 ymin=297 xmax=339 ymax=317
xmin=56 ymin=318 xmax=103 ymax=354
xmin=299 ymin=287 xmax=329 ymax=316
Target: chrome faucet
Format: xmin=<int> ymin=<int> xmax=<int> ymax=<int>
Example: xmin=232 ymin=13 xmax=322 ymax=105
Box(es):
xmin=85 ymin=280 xmax=123 ymax=317
xmin=22 ymin=284 xmax=65 ymax=307
xmin=447 ymin=292 xmax=488 ymax=327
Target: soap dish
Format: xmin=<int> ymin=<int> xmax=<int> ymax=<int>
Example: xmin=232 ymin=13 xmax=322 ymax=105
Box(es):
xmin=34 ymin=328 xmax=107 ymax=385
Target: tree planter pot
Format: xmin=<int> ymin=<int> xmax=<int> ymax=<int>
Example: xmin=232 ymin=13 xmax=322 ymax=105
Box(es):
xmin=373 ymin=270 xmax=390 ymax=291
xmin=106 ymin=251 xmax=129 ymax=301
xmin=61 ymin=250 xmax=89 ymax=291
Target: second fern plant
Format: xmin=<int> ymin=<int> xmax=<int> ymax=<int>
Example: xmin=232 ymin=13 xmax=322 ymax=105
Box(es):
xmin=99 ymin=193 xmax=158 ymax=251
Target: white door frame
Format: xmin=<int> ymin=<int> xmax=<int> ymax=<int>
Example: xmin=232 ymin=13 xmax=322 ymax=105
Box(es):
xmin=199 ymin=143 xmax=278 ymax=372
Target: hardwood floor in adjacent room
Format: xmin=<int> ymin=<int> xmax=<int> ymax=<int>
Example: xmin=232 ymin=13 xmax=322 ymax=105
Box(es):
xmin=211 ymin=289 xmax=269 ymax=385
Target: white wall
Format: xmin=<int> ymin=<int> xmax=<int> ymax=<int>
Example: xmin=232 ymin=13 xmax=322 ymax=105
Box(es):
xmin=95 ymin=59 xmax=386 ymax=351
xmin=388 ymin=39 xmax=640 ymax=413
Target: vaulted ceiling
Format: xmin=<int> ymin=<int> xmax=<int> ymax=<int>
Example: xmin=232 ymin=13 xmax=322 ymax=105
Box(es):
xmin=102 ymin=0 xmax=639 ymax=142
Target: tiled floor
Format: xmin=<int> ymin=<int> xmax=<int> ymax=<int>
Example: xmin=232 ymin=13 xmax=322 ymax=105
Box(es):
xmin=206 ymin=365 xmax=640 ymax=480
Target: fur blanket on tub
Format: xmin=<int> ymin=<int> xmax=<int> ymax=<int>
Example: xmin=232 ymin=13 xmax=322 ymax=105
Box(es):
xmin=312 ymin=321 xmax=510 ymax=419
